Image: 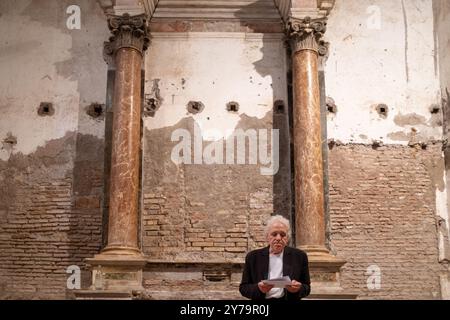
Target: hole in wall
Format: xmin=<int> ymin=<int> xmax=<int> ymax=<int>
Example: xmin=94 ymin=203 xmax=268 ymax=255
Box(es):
xmin=326 ymin=97 xmax=337 ymax=114
xmin=274 ymin=100 xmax=285 ymax=114
xmin=328 ymin=139 xmax=336 ymax=150
xmin=38 ymin=102 xmax=55 ymax=116
xmin=429 ymin=104 xmax=443 ymax=127
xmin=226 ymin=101 xmax=239 ymax=113
xmin=2 ymin=132 xmax=17 ymax=155
xmin=371 ymin=140 xmax=383 ymax=149
xmin=187 ymin=101 xmax=205 ymax=114
xmin=146 ymin=98 xmax=157 ymax=110
xmin=143 ymin=95 xmax=161 ymax=117
xmin=203 ymin=270 xmax=230 ymax=282
xmin=3 ymin=134 xmax=17 ymax=145
xmin=430 ymin=105 xmax=440 ymax=114
xmin=376 ymin=104 xmax=388 ymax=118
xmin=86 ymin=103 xmax=105 ymax=119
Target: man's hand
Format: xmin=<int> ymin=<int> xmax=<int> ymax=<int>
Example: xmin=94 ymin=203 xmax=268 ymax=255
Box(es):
xmin=286 ymin=280 xmax=302 ymax=293
xmin=258 ymin=281 xmax=274 ymax=294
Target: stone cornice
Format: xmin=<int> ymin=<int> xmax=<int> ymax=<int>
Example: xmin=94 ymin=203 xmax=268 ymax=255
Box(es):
xmin=97 ymin=0 xmax=336 ymax=22
xmin=150 ymin=0 xmax=280 ymax=20
xmin=104 ymin=13 xmax=150 ymax=60
xmin=317 ymin=0 xmax=336 ymax=16
xmin=275 ymin=0 xmax=336 ymax=21
xmin=97 ymin=0 xmax=115 ymax=15
xmin=286 ymin=16 xmax=328 ymax=55
xmin=96 ymin=0 xmax=159 ymax=18
xmin=142 ymin=0 xmax=160 ymax=18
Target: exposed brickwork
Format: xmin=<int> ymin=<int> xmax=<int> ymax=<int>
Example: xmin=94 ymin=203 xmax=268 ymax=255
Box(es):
xmin=141 ymin=115 xmax=290 ymax=261
xmin=1 ymin=128 xmax=446 ymax=300
xmin=328 ymin=143 xmax=446 ymax=299
xmin=0 ymin=133 xmax=104 ymax=299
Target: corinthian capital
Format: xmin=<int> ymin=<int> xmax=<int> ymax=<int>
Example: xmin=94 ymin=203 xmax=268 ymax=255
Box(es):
xmin=286 ymin=16 xmax=328 ymax=55
xmin=104 ymin=13 xmax=150 ymax=59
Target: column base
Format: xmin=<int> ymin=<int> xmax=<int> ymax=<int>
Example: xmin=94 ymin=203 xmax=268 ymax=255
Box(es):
xmin=100 ymin=245 xmax=143 ymax=256
xmin=74 ymin=249 xmax=147 ymax=299
xmin=299 ymin=245 xmax=359 ymax=299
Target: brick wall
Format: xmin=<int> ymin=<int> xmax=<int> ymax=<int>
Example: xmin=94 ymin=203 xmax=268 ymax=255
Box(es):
xmin=141 ymin=114 xmax=291 ymax=261
xmin=328 ymin=143 xmax=445 ymax=299
xmin=0 ymin=133 xmax=104 ymax=299
xmin=1 ymin=129 xmax=445 ymax=299
xmin=141 ymin=116 xmax=445 ymax=299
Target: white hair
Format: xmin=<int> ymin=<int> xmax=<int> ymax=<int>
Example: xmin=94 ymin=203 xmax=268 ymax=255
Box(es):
xmin=265 ymin=215 xmax=291 ymax=238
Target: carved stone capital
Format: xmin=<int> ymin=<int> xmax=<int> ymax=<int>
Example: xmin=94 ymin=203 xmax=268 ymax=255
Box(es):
xmin=286 ymin=16 xmax=328 ymax=55
xmin=104 ymin=13 xmax=150 ymax=60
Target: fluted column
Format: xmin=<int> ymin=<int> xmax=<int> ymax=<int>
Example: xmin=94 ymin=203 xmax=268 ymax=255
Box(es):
xmin=287 ymin=17 xmax=329 ymax=254
xmin=102 ymin=13 xmax=150 ymax=256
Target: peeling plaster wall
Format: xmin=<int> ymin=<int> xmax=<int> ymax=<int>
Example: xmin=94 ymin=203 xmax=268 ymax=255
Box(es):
xmin=325 ymin=0 xmax=442 ymax=146
xmin=142 ymin=32 xmax=291 ymax=263
xmin=0 ymin=0 xmax=108 ymax=160
xmin=140 ymin=1 xmax=448 ymax=299
xmin=0 ymin=0 xmax=108 ymax=298
xmin=144 ymin=33 xmax=286 ymax=139
xmin=0 ymin=1 xmax=77 ymax=160
xmin=325 ymin=0 xmax=448 ymax=299
xmin=1 ymin=0 xmax=449 ymax=300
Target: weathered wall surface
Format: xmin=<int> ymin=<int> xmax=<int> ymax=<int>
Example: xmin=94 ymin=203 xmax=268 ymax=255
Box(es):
xmin=323 ymin=0 xmax=448 ymax=299
xmin=142 ymin=32 xmax=291 ymax=262
xmin=1 ymin=0 xmax=448 ymax=300
xmin=325 ymin=0 xmax=442 ymax=146
xmin=328 ymin=143 xmax=445 ymax=299
xmin=140 ymin=29 xmax=293 ymax=299
xmin=140 ymin=0 xmax=448 ymax=299
xmin=0 ymin=0 xmax=108 ymax=298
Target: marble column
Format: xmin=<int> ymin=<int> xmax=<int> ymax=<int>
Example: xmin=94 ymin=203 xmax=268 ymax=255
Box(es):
xmin=75 ymin=14 xmax=150 ymax=297
xmin=102 ymin=13 xmax=149 ymax=256
xmin=282 ymin=16 xmax=355 ymax=299
xmin=287 ymin=17 xmax=329 ymax=254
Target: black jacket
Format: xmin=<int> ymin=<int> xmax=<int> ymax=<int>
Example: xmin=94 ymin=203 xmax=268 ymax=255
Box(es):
xmin=239 ymin=246 xmax=311 ymax=300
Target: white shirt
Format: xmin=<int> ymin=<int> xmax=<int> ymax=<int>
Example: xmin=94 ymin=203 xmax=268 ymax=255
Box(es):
xmin=266 ymin=251 xmax=285 ymax=299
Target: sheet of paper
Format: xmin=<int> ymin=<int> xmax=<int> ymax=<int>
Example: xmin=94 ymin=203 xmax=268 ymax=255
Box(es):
xmin=262 ymin=276 xmax=292 ymax=288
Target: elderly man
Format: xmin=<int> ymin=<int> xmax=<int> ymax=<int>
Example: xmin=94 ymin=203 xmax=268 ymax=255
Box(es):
xmin=239 ymin=215 xmax=311 ymax=300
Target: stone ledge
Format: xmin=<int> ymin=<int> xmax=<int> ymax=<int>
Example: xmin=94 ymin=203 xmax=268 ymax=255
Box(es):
xmin=306 ymin=292 xmax=359 ymax=300
xmin=144 ymin=259 xmax=245 ymax=268
xmin=74 ymin=290 xmax=133 ymax=300
xmin=308 ymin=284 xmax=359 ymax=300
xmin=86 ymin=253 xmax=147 ymax=267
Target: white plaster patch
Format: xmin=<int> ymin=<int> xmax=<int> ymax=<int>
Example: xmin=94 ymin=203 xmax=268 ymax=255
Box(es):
xmin=143 ymin=32 xmax=287 ymax=140
xmin=0 ymin=6 xmax=79 ymax=160
xmin=325 ymin=0 xmax=441 ymax=144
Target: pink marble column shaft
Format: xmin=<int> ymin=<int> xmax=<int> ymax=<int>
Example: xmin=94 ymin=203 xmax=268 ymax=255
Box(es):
xmin=102 ymin=13 xmax=149 ymax=256
xmin=287 ymin=17 xmax=329 ymax=253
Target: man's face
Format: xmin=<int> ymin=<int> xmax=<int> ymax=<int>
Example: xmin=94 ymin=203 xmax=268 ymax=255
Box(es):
xmin=267 ymin=221 xmax=289 ymax=254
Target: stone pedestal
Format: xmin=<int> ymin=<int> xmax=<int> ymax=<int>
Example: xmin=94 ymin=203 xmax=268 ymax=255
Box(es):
xmin=75 ymin=254 xmax=148 ymax=299
xmin=307 ymin=251 xmax=358 ymax=299
xmin=87 ymin=254 xmax=146 ymax=291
